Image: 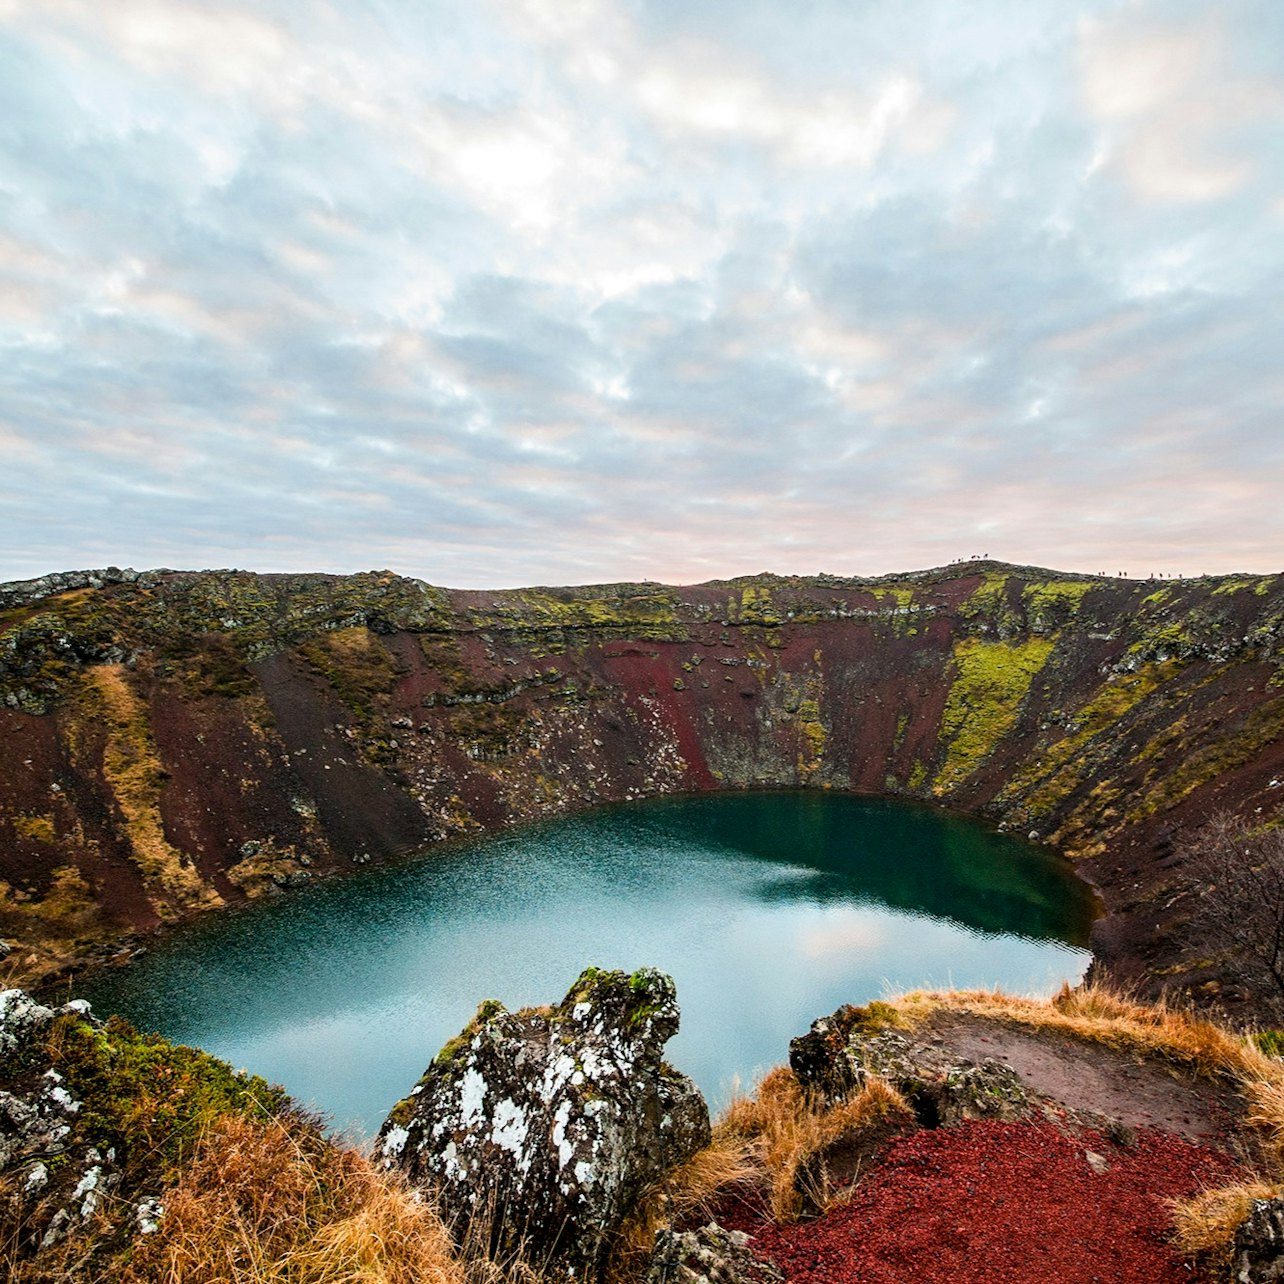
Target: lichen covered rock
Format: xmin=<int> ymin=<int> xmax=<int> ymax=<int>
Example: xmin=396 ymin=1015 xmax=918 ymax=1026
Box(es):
xmin=0 ymin=990 xmax=121 ymax=1251
xmin=1 ymin=986 xmax=290 ymax=1274
xmin=374 ymin=966 xmax=710 ymax=1278
xmin=790 ymin=1003 xmax=1030 ymax=1127
xmin=1235 ymin=1197 xmax=1284 ymax=1282
xmin=646 ymin=1221 xmax=783 ymax=1284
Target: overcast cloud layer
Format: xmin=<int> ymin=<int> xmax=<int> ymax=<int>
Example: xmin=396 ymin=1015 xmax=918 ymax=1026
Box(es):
xmin=1 ymin=0 xmax=1281 ymax=586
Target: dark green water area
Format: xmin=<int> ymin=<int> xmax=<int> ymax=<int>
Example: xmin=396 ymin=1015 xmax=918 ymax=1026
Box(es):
xmin=76 ymin=792 xmax=1097 ymax=1136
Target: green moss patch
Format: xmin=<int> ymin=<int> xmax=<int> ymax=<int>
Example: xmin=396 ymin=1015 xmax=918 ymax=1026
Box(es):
xmin=1138 ymin=695 xmax=1284 ymax=818
xmin=45 ymin=1012 xmax=288 ymax=1187
xmin=1002 ymin=662 xmax=1179 ymax=817
xmin=295 ymin=627 xmax=401 ymax=721
xmin=1021 ymin=580 xmax=1095 ymax=627
xmin=934 ymin=637 xmax=1055 ymax=792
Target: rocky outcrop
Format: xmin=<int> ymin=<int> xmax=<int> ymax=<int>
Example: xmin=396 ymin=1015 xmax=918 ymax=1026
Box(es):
xmin=0 ymin=991 xmax=123 ymax=1253
xmin=1 ymin=986 xmax=298 ymax=1277
xmin=0 ymin=566 xmax=157 ymax=612
xmin=790 ymin=1004 xmax=1031 ymax=1127
xmin=1235 ymin=1197 xmax=1284 ymax=1282
xmin=374 ymin=966 xmax=710 ymax=1280
xmin=646 ymin=1221 xmax=783 ymax=1284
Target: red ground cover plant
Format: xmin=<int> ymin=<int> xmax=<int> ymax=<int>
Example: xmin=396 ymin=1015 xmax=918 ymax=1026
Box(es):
xmin=723 ymin=1119 xmax=1240 ymax=1284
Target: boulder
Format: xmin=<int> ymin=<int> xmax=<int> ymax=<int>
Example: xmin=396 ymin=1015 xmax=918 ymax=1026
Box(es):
xmin=790 ymin=1005 xmax=1030 ymax=1127
xmin=374 ymin=966 xmax=710 ymax=1279
xmin=788 ymin=1003 xmax=912 ymax=1101
xmin=1235 ymin=1197 xmax=1284 ymax=1282
xmin=646 ymin=1221 xmax=783 ymax=1284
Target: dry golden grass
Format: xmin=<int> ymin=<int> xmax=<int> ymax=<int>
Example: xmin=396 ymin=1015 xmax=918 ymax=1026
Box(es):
xmin=78 ymin=665 xmax=221 ymax=915
xmin=1244 ymin=1077 xmax=1284 ymax=1163
xmin=894 ymin=980 xmax=1273 ymax=1081
xmin=612 ymin=1067 xmax=910 ymax=1279
xmin=1169 ymin=1181 xmax=1280 ymax=1266
xmin=719 ymin=1067 xmax=912 ymax=1222
xmin=613 ymin=1122 xmax=761 ymax=1272
xmin=115 ymin=1114 xmax=465 ymax=1284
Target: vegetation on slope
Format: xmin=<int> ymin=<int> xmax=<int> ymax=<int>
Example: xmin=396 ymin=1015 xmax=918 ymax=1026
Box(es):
xmin=4 ymin=561 xmax=1284 ymax=1010
xmin=1 ymin=1003 xmax=467 ymax=1284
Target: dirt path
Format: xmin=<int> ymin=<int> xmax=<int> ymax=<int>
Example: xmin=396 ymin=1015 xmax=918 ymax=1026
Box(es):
xmin=920 ymin=1010 xmax=1247 ymax=1146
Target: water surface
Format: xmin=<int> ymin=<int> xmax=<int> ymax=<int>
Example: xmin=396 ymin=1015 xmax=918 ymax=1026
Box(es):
xmin=77 ymin=792 xmax=1097 ymax=1135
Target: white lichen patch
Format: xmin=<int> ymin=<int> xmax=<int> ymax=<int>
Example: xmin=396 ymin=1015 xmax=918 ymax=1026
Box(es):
xmin=382 ymin=1125 xmax=409 ymax=1157
xmin=48 ymin=1084 xmax=79 ymax=1112
xmin=440 ymin=1139 xmax=464 ymax=1181
xmin=552 ymin=1098 xmax=574 ymax=1169
xmin=459 ymin=1067 xmax=487 ymax=1127
xmin=490 ymin=1098 xmax=529 ymax=1156
xmin=136 ymin=1196 xmax=164 ymax=1234
xmin=74 ymin=1164 xmax=103 ymax=1218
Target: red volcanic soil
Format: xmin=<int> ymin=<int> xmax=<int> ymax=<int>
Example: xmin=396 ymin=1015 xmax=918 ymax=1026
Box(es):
xmin=728 ymin=1120 xmax=1237 ymax=1284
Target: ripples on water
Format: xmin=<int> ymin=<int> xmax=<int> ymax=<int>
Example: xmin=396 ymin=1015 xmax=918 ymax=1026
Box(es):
xmin=77 ymin=792 xmax=1098 ymax=1135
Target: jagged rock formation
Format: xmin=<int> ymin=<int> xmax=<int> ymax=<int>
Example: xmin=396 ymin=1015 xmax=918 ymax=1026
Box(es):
xmin=374 ymin=966 xmax=709 ymax=1280
xmin=4 ymin=560 xmax=1284 ymax=1001
xmin=790 ymin=1003 xmax=1032 ymax=1129
xmin=1236 ymin=1198 xmax=1284 ymax=1282
xmin=646 ymin=1221 xmax=784 ymax=1284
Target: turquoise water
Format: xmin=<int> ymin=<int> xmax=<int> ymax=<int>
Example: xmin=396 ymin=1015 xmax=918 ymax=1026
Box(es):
xmin=76 ymin=792 xmax=1097 ymax=1136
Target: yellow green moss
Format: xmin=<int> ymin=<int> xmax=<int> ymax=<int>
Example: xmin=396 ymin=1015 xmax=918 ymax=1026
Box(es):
xmin=1137 ymin=696 xmax=1284 ymax=818
xmin=1212 ymin=578 xmax=1258 ymax=596
xmin=2 ymin=865 xmax=96 ymax=931
xmin=961 ymin=572 xmax=1009 ymax=618
xmin=877 ymin=584 xmax=915 ymax=609
xmin=1021 ymin=580 xmax=1095 ymax=621
xmin=934 ymin=637 xmax=1055 ymax=792
xmin=73 ymin=666 xmax=219 ymax=918
xmin=11 ymin=814 xmax=56 ymax=845
xmin=1002 ymin=661 xmax=1179 ymax=816
xmin=296 ymin=627 xmax=400 ymax=721
xmin=476 ymin=587 xmax=687 ymax=642
xmin=738 ymin=585 xmax=783 ymax=625
xmin=796 ymin=697 xmax=827 ymax=780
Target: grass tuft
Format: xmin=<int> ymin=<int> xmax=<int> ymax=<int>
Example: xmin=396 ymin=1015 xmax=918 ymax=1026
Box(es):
xmin=718 ymin=1067 xmax=913 ymax=1222
xmin=116 ymin=1113 xmax=464 ymax=1284
xmin=1169 ymin=1181 xmax=1280 ymax=1267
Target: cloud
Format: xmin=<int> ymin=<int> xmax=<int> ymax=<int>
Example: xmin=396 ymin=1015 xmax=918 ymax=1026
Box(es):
xmin=1077 ymin=9 xmax=1284 ymax=203
xmin=0 ymin=0 xmax=1281 ymax=585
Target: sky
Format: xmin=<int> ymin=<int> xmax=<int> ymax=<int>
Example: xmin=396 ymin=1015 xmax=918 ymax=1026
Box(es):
xmin=1 ymin=0 xmax=1281 ymax=588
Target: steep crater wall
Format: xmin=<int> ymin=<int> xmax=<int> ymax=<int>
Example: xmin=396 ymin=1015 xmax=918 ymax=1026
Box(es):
xmin=4 ymin=562 xmax=1284 ymax=1006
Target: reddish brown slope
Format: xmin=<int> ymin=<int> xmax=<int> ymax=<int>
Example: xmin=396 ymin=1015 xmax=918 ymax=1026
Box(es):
xmin=2 ymin=563 xmax=1284 ymax=1008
